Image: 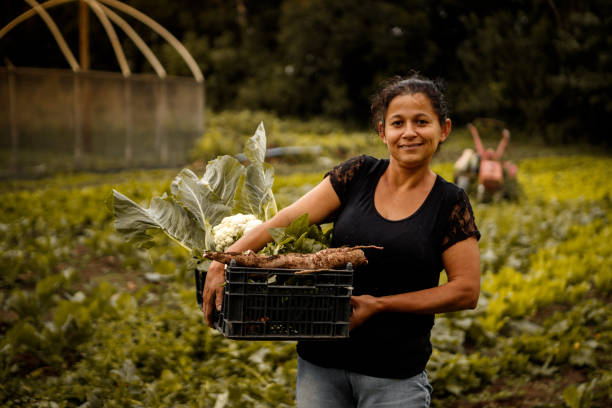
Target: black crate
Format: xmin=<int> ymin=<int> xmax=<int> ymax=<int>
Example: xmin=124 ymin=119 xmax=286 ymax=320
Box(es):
xmin=198 ymin=260 xmax=354 ymax=340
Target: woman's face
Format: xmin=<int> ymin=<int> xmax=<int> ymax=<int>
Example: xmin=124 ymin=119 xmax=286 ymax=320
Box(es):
xmin=378 ymin=92 xmax=451 ymax=170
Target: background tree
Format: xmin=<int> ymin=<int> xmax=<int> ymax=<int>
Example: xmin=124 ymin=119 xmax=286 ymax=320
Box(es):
xmin=1 ymin=0 xmax=609 ymax=144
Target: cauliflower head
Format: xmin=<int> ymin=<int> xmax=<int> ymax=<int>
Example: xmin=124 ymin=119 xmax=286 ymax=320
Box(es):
xmin=212 ymin=213 xmax=262 ymax=251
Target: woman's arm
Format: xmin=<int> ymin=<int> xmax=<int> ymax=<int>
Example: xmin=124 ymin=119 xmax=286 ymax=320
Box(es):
xmin=350 ymin=236 xmax=480 ymax=330
xmin=203 ymin=176 xmax=341 ymax=327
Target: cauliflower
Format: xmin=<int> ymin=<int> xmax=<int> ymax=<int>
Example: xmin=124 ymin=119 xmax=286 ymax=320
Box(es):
xmin=212 ymin=213 xmax=262 ymax=251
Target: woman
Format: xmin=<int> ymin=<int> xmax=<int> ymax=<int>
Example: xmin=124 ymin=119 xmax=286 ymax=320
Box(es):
xmin=203 ymin=74 xmax=481 ymax=407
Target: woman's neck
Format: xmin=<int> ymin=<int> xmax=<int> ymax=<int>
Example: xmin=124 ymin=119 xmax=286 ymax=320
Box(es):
xmin=384 ymin=159 xmax=435 ymax=192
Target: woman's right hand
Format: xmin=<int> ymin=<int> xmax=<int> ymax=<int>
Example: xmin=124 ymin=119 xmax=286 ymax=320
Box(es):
xmin=350 ymin=295 xmax=383 ymax=331
xmin=203 ymin=260 xmax=226 ymax=328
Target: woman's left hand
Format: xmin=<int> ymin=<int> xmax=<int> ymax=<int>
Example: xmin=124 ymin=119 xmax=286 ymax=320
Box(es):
xmin=350 ymin=295 xmax=382 ymax=330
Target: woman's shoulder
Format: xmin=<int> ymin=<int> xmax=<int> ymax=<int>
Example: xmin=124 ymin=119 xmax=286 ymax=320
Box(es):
xmin=326 ymin=155 xmax=386 ymax=202
xmin=328 ymin=155 xmax=385 ymax=180
xmin=434 ymin=174 xmax=472 ymax=206
xmin=339 ymin=154 xmax=383 ymax=169
xmin=436 ymin=174 xmax=462 ymax=194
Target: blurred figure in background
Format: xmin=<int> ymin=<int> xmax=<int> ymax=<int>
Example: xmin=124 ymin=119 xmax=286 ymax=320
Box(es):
xmin=453 ymin=147 xmax=479 ymax=192
xmin=454 ymin=123 xmax=518 ymax=201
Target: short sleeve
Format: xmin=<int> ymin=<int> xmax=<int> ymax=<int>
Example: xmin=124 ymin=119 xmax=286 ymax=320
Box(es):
xmin=325 ymin=155 xmax=367 ymax=203
xmin=441 ymin=189 xmax=481 ymax=251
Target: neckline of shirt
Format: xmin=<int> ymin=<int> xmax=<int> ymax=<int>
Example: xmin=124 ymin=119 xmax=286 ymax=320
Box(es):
xmin=370 ymin=159 xmax=441 ymax=223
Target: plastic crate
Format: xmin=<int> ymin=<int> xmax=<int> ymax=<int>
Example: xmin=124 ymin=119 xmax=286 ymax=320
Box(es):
xmin=196 ymin=260 xmax=353 ymax=340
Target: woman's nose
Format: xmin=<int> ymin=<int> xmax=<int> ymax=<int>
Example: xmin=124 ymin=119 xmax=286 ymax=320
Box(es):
xmin=401 ymin=123 xmax=417 ymax=138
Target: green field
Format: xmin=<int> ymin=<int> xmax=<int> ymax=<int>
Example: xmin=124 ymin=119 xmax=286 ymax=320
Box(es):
xmin=1 ymin=130 xmax=611 ymax=407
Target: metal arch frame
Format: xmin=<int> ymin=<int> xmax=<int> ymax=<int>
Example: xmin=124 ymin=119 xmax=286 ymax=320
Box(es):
xmin=97 ymin=0 xmax=203 ymax=82
xmin=20 ymin=0 xmax=80 ymax=71
xmin=0 ymin=0 xmax=201 ymax=81
xmin=83 ymin=0 xmax=130 ymax=76
xmin=97 ymin=3 xmax=166 ymax=78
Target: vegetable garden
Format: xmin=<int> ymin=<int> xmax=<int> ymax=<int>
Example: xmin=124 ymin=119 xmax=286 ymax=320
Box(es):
xmin=0 ymin=124 xmax=610 ymax=407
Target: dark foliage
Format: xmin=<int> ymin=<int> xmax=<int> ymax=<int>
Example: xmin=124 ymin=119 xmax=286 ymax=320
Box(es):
xmin=1 ymin=0 xmax=610 ymax=144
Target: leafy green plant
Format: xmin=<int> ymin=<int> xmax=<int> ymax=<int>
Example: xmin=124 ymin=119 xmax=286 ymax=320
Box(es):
xmin=563 ymin=379 xmax=597 ymax=408
xmin=263 ymin=213 xmax=333 ymax=255
xmin=113 ymin=123 xmax=277 ymax=255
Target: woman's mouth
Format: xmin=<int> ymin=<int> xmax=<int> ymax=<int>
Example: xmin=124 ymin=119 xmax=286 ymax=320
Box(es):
xmin=399 ymin=142 xmax=424 ymax=150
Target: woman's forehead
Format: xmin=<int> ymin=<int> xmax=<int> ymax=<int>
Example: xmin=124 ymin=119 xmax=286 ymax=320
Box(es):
xmin=387 ymin=93 xmax=435 ymax=116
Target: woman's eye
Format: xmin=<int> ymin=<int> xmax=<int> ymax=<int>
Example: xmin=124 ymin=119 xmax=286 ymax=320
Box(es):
xmin=417 ymin=119 xmax=428 ymax=126
xmin=391 ymin=120 xmax=403 ymax=127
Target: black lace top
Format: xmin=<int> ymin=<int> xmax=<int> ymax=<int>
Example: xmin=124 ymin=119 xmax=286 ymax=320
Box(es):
xmin=297 ymin=155 xmax=480 ymax=379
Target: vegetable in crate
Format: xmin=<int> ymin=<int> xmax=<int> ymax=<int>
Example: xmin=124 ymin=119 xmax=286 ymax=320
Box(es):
xmin=203 ymin=245 xmax=382 ymax=270
xmin=212 ymin=213 xmax=262 ymax=251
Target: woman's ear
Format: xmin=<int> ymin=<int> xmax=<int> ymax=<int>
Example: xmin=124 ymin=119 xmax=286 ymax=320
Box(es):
xmin=440 ymin=118 xmax=452 ymax=143
xmin=378 ymin=121 xmax=386 ymax=143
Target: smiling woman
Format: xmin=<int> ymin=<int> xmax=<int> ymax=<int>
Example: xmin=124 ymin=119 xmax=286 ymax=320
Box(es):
xmin=203 ymin=74 xmax=481 ymax=408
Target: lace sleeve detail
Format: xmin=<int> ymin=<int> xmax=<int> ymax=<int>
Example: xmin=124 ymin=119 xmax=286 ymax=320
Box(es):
xmin=441 ymin=189 xmax=481 ymax=251
xmin=325 ymin=155 xmax=367 ymax=203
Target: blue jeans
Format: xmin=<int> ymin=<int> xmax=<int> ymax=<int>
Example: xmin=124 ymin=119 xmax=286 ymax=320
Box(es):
xmin=296 ymin=356 xmax=432 ymax=408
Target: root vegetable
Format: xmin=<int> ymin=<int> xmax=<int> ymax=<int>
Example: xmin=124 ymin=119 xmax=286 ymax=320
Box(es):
xmin=203 ymin=246 xmax=382 ymax=270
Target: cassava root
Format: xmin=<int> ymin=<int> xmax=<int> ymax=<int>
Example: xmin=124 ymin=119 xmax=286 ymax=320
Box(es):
xmin=203 ymin=245 xmax=382 ymax=270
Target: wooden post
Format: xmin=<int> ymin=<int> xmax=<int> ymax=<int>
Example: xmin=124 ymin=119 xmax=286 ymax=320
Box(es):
xmin=79 ymin=1 xmax=92 ymax=154
xmin=73 ymin=73 xmax=83 ymax=167
xmin=123 ymin=77 xmax=132 ymax=164
xmin=196 ymin=80 xmax=205 ymax=136
xmin=7 ymin=65 xmax=19 ymax=174
xmin=79 ymin=0 xmax=90 ymax=71
xmin=155 ymin=79 xmax=168 ymax=164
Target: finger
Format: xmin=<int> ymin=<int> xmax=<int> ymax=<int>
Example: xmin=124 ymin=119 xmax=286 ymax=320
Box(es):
xmin=204 ymin=290 xmax=215 ymax=327
xmin=205 ymin=302 xmax=214 ymax=328
xmin=215 ymin=286 xmax=223 ymax=312
xmin=349 ymin=313 xmax=358 ymax=330
xmin=201 ymin=288 xmax=206 ymax=312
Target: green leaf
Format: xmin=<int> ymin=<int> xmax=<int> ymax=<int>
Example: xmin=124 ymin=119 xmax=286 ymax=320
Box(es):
xmin=111 ymin=359 xmax=141 ymax=384
xmin=233 ymin=124 xmax=277 ymax=220
xmin=268 ymin=227 xmax=287 ymax=244
xmin=170 ymin=167 xmax=235 ymax=229
xmin=234 ymin=162 xmax=277 ymax=220
xmin=293 ymin=232 xmax=307 ymax=251
xmin=113 ymin=190 xmax=206 ymax=252
xmin=278 ymin=236 xmax=295 ymax=246
xmin=295 ymin=233 xmax=316 ymax=254
xmin=569 ymin=348 xmax=597 ymax=368
xmin=6 ymin=321 xmax=43 ymax=350
xmin=243 ymin=121 xmax=266 ymax=164
xmin=562 ymin=385 xmax=581 ymax=408
xmin=170 ymin=162 xmax=243 ymax=249
xmin=35 ymin=274 xmax=66 ymax=305
xmin=200 ymin=155 xmax=245 ymax=206
xmin=285 ymin=213 xmax=309 ymax=237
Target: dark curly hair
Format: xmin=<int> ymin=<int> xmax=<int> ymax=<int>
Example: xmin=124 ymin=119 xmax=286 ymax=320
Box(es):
xmin=370 ymin=74 xmax=449 ymax=131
